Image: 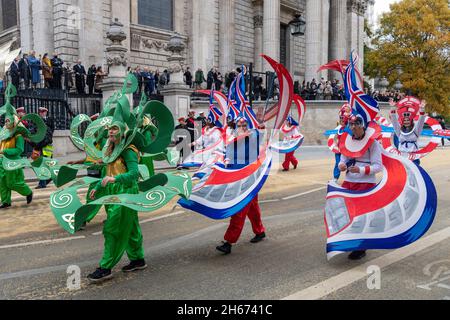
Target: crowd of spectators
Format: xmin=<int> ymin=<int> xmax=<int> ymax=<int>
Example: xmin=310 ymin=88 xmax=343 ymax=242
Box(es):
xmin=7 ymin=51 xmax=108 ymax=95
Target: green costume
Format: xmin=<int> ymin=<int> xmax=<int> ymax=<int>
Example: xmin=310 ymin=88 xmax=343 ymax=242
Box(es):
xmin=96 ymin=146 xmax=144 ymax=269
xmin=0 ymin=84 xmax=47 ymax=206
xmin=0 ymin=135 xmax=32 ymax=205
xmin=50 ymin=75 xmax=192 ymax=275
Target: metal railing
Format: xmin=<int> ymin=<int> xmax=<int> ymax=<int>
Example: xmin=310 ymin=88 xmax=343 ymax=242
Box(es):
xmin=0 ymin=88 xmax=102 ymax=130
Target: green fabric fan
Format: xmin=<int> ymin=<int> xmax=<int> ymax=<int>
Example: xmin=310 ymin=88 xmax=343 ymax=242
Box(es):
xmin=0 ymin=83 xmax=47 ymax=143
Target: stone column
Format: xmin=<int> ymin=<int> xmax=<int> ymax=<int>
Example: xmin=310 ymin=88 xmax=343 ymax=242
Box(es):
xmin=305 ymin=0 xmax=330 ymax=82
xmin=253 ymin=0 xmax=264 ymax=72
xmin=111 ymin=0 xmax=131 ymax=51
xmin=173 ymin=0 xmax=185 ymax=34
xmin=100 ymin=19 xmax=129 ymax=102
xmin=328 ymin=0 xmax=347 ymax=80
xmin=160 ymin=33 xmax=193 ymax=120
xmin=191 ymin=0 xmax=217 ymax=72
xmin=219 ymin=0 xmax=235 ymax=73
xmin=263 ymin=0 xmax=280 ymax=71
xmin=31 ymin=0 xmax=54 ymax=54
xmin=0 ymin=4 xmax=3 ymax=31
xmin=346 ymin=0 xmax=359 ymax=60
xmin=130 ymin=0 xmax=138 ymax=24
xmin=19 ymin=0 xmax=33 ymax=52
xmin=358 ymin=1 xmax=367 ymax=75
xmin=78 ymin=0 xmax=104 ymax=66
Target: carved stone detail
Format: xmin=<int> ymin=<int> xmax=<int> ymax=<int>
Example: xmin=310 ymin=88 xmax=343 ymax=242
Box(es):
xmin=254 ymin=15 xmax=263 ymax=28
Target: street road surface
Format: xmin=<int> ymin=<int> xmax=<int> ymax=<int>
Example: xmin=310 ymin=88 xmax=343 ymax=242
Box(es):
xmin=0 ymin=146 xmax=449 ymax=300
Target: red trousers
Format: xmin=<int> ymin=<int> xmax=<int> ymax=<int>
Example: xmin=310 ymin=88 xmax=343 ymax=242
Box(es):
xmin=224 ymin=195 xmax=265 ymax=244
xmin=342 ymin=181 xmax=377 ymax=191
xmin=282 ymin=151 xmax=298 ymax=170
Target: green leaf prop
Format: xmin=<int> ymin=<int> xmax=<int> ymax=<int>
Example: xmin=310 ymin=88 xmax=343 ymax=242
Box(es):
xmin=70 ymin=114 xmax=92 ymax=151
xmin=50 ymin=171 xmax=192 ymax=234
xmin=139 ymin=101 xmax=174 ymax=155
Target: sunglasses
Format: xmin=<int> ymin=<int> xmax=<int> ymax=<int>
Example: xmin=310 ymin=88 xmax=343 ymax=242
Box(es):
xmin=237 ymin=125 xmax=247 ymax=128
xmin=403 ymin=112 xmax=411 ymax=118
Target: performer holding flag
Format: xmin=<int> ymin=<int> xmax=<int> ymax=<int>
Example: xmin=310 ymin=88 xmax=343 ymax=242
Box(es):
xmin=336 ymin=52 xmax=383 ymax=260
xmin=332 ymin=104 xmax=351 ymax=181
xmin=281 ymin=115 xmax=300 ymax=171
xmin=216 ymin=116 xmax=266 ymax=254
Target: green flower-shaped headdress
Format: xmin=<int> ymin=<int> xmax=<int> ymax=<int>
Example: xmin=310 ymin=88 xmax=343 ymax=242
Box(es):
xmin=0 ymin=84 xmax=46 ymax=143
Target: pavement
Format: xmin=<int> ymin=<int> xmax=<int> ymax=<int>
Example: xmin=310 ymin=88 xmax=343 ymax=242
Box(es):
xmin=0 ymin=146 xmax=449 ymax=300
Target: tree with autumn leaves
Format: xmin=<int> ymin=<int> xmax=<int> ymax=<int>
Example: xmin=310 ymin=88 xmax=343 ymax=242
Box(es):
xmin=365 ymin=0 xmax=449 ymax=116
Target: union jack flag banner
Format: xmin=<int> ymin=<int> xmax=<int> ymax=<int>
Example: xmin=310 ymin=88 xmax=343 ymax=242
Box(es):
xmin=207 ymin=85 xmax=223 ymax=128
xmin=226 ymin=78 xmax=240 ymax=122
xmin=344 ymin=52 xmax=379 ymax=127
xmin=234 ymin=66 xmax=260 ymax=129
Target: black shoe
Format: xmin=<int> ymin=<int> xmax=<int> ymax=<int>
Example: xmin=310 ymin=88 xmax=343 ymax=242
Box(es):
xmin=0 ymin=203 xmax=11 ymax=209
xmin=87 ymin=268 xmax=112 ymax=283
xmin=250 ymin=232 xmax=266 ymax=243
xmin=348 ymin=250 xmax=366 ymax=260
xmin=35 ymin=185 xmax=45 ymax=190
xmin=216 ymin=242 xmax=232 ymax=254
xmin=26 ymin=193 xmax=33 ymax=204
xmin=79 ymin=221 xmax=87 ymax=230
xmin=282 ymin=169 xmax=289 ymax=172
xmin=122 ymin=259 xmax=147 ymax=272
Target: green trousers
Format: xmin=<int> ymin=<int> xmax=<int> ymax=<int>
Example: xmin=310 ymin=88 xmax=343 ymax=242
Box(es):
xmin=0 ymin=166 xmax=32 ymax=205
xmin=99 ymin=184 xmax=144 ymax=270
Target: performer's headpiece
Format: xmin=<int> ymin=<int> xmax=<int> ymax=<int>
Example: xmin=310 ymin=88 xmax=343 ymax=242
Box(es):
xmin=339 ymin=103 xmax=352 ymax=125
xmin=397 ymin=96 xmax=421 ymax=123
xmin=0 ymin=83 xmax=46 ymax=143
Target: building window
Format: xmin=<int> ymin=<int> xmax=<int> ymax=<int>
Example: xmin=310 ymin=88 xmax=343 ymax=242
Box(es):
xmin=280 ymin=24 xmax=289 ymax=67
xmin=1 ymin=0 xmax=17 ymax=31
xmin=138 ymin=0 xmax=173 ymax=31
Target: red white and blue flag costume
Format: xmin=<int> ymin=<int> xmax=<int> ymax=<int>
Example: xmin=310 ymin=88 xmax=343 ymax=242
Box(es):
xmin=324 ymin=52 xmax=437 ymax=260
xmin=179 ymin=55 xmax=293 ymax=221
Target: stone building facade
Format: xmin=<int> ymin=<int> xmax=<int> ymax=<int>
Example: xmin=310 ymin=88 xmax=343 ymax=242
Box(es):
xmin=1 ymin=0 xmax=373 ymax=83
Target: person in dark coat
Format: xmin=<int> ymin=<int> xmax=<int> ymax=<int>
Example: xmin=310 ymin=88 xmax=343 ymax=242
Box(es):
xmin=207 ymin=68 xmax=214 ymax=90
xmin=184 ymin=67 xmax=193 ymax=88
xmin=51 ymin=53 xmax=64 ymax=89
xmin=29 ymin=107 xmax=55 ymax=189
xmin=174 ymin=117 xmax=189 ymax=164
xmin=18 ymin=53 xmax=31 ymax=89
xmin=9 ymin=57 xmax=21 ymax=89
xmin=73 ymin=60 xmax=86 ymax=94
xmin=87 ymin=64 xmax=97 ymax=95
xmin=186 ymin=111 xmax=197 ymax=152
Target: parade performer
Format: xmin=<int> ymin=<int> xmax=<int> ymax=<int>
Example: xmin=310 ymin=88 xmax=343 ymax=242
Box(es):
xmin=0 ymin=84 xmax=46 ymax=209
xmin=179 ymin=55 xmax=296 ymax=255
xmin=49 ymin=75 xmax=191 ymax=282
xmin=324 ymin=52 xmax=437 ymax=261
xmin=86 ymin=107 xmax=145 ymax=281
xmin=29 ymin=107 xmax=55 ymax=189
xmin=269 ymin=93 xmax=306 ymax=172
xmin=216 ymin=116 xmax=266 ymax=254
xmin=337 ymin=114 xmax=383 ymax=260
xmin=280 ymin=115 xmax=300 ymax=172
xmin=388 ymin=97 xmax=426 ymax=165
xmin=332 ymin=104 xmax=351 ymax=181
xmin=182 ymin=86 xmax=226 ymax=169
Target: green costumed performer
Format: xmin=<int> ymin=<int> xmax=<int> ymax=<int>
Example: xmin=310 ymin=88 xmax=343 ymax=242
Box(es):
xmin=87 ymin=107 xmax=145 ymax=281
xmin=49 ymin=74 xmax=192 ymax=283
xmin=0 ymin=84 xmax=46 ymax=209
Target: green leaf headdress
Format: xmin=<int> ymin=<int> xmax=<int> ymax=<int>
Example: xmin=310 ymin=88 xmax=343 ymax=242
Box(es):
xmin=0 ymin=83 xmax=46 ymax=143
